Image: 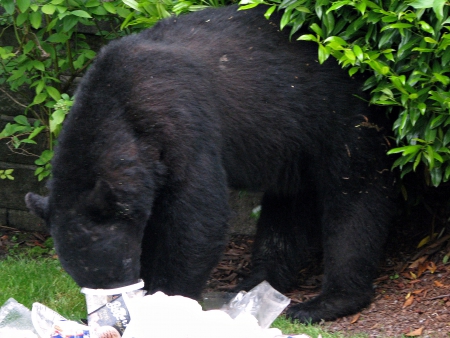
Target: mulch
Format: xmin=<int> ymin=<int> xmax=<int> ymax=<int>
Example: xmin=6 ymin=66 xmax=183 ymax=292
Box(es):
xmin=1 ymin=225 xmax=450 ymax=337
xmin=206 ymin=233 xmax=450 ymax=337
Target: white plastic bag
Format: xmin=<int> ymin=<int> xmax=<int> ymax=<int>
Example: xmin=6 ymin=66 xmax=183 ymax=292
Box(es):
xmin=222 ymin=281 xmax=291 ymax=329
xmin=0 ymin=298 xmax=38 ymax=338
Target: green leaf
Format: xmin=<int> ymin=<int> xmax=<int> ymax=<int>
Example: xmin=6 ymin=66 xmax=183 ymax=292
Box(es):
xmin=417 ymin=102 xmax=427 ymax=115
xmin=50 ymin=110 xmax=66 ymax=132
xmin=430 ymin=114 xmax=445 ymax=128
xmin=23 ymin=40 xmax=35 ymax=55
xmin=349 ymin=67 xmax=359 ymax=77
xmin=28 ymin=126 xmax=46 ymax=140
xmin=424 ymin=37 xmax=438 ymax=44
xmin=91 ymin=7 xmax=107 ymax=15
xmin=122 ymin=0 xmax=139 ymax=11
xmin=71 ymin=10 xmax=92 ymax=18
xmin=42 ymin=4 xmax=56 ymax=14
xmin=16 ymin=0 xmax=30 ymax=12
xmin=280 ymin=10 xmax=292 ymax=30
xmin=442 ymin=48 xmax=450 ymax=66
xmin=443 ymin=129 xmax=450 ymax=146
xmin=85 ymin=0 xmax=100 ymax=7
xmin=353 ymin=45 xmax=364 ymax=62
xmin=318 ymin=44 xmax=330 ymax=64
xmin=344 ymin=49 xmax=356 ymax=63
xmin=8 ymin=68 xmax=26 ymax=82
xmin=33 ymin=92 xmax=48 ymax=105
xmin=14 ymin=115 xmax=30 ymax=126
xmin=326 ymin=0 xmax=349 ymax=13
xmin=433 ymin=72 xmax=450 ymax=85
xmin=382 ymin=23 xmax=413 ymax=31
xmin=16 ymin=12 xmax=29 ymax=26
xmin=413 ymin=152 xmax=422 ymax=171
xmin=419 ymin=21 xmax=434 ymax=35
xmin=430 ymin=167 xmax=442 ymax=187
xmin=21 ymin=139 xmax=37 ymax=144
xmin=102 ymin=2 xmax=116 ymax=14
xmin=35 ymin=150 xmax=54 ymax=165
xmin=432 ymin=0 xmax=445 ymax=20
xmin=32 ymin=60 xmax=45 ymax=71
xmin=324 ymin=36 xmax=347 ymax=47
xmin=2 ymin=0 xmax=15 ymax=14
xmin=46 ymin=86 xmax=61 ymax=101
xmin=47 ymin=33 xmax=70 ymax=43
xmin=29 ymin=11 xmax=42 ymax=29
xmin=62 ymin=15 xmax=79 ymax=32
xmin=425 ymin=126 xmax=437 ymax=142
xmin=297 ymin=34 xmax=317 ymax=42
xmin=409 ymin=0 xmax=434 ymax=9
xmin=310 ymin=23 xmax=324 ymax=38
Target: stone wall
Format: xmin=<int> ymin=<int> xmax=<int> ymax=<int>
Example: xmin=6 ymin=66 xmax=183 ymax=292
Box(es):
xmin=0 ymin=112 xmax=48 ymax=233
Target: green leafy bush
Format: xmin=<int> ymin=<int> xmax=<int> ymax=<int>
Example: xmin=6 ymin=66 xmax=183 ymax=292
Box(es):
xmin=0 ymin=0 xmax=124 ymax=179
xmin=4 ymin=0 xmax=446 ymax=187
xmin=242 ymin=0 xmax=450 ymax=187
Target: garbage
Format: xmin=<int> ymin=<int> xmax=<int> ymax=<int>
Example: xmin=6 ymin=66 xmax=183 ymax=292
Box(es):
xmin=1 ymin=281 xmax=306 ymax=338
xmin=0 ymin=298 xmax=38 ymax=338
xmin=222 ymin=280 xmax=291 ymax=329
xmin=50 ymin=320 xmax=89 ymax=337
xmin=124 ymin=291 xmax=283 ymax=338
xmin=31 ymin=302 xmax=67 ymax=338
xmin=81 ymin=279 xmax=146 ymax=338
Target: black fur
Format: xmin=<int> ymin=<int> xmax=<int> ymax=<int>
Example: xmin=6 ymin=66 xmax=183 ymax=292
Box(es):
xmin=25 ymin=5 xmax=395 ymax=323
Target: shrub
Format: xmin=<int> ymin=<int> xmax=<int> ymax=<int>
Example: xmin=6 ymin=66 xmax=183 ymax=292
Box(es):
xmin=241 ymin=0 xmax=450 ymax=187
xmin=2 ymin=0 xmax=448 ymax=187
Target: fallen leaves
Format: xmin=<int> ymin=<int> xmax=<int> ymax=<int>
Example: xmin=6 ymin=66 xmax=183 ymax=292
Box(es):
xmin=434 ymin=280 xmax=445 ymax=287
xmin=403 ymin=293 xmax=414 ymax=308
xmin=350 ymin=313 xmax=360 ymax=324
xmin=405 ymin=326 xmax=424 ymax=336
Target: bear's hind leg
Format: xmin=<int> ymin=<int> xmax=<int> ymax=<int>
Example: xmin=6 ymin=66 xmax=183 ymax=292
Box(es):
xmin=238 ymin=191 xmax=320 ymax=292
xmin=286 ymin=186 xmax=391 ymax=323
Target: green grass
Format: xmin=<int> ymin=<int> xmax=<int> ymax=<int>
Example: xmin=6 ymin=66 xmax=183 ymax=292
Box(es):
xmin=272 ymin=316 xmax=369 ymax=338
xmin=0 ymin=255 xmax=86 ymax=320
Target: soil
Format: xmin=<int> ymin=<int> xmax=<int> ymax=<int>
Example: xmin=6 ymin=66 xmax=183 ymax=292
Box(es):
xmin=1 ymin=224 xmax=450 ymax=337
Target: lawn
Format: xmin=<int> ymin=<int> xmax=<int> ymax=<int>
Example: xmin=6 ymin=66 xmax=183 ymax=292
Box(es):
xmin=0 ymin=255 xmax=86 ymax=321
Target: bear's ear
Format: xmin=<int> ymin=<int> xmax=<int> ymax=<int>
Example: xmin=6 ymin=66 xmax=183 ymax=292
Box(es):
xmin=86 ymin=179 xmax=118 ymax=218
xmin=25 ymin=192 xmax=49 ymax=220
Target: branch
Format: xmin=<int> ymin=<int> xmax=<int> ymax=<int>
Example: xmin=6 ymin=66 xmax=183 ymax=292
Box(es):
xmin=0 ymin=87 xmax=28 ymax=109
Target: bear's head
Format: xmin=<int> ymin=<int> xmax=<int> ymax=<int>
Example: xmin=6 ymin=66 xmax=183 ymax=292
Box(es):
xmin=25 ymin=178 xmax=151 ymax=289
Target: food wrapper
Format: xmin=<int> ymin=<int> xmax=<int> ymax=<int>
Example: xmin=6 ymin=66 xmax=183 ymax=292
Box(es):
xmin=51 ymin=320 xmax=89 ymax=337
xmin=81 ymin=280 xmax=145 ymax=338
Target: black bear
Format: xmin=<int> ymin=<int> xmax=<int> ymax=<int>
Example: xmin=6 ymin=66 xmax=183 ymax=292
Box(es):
xmin=25 ymin=5 xmax=394 ymax=323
